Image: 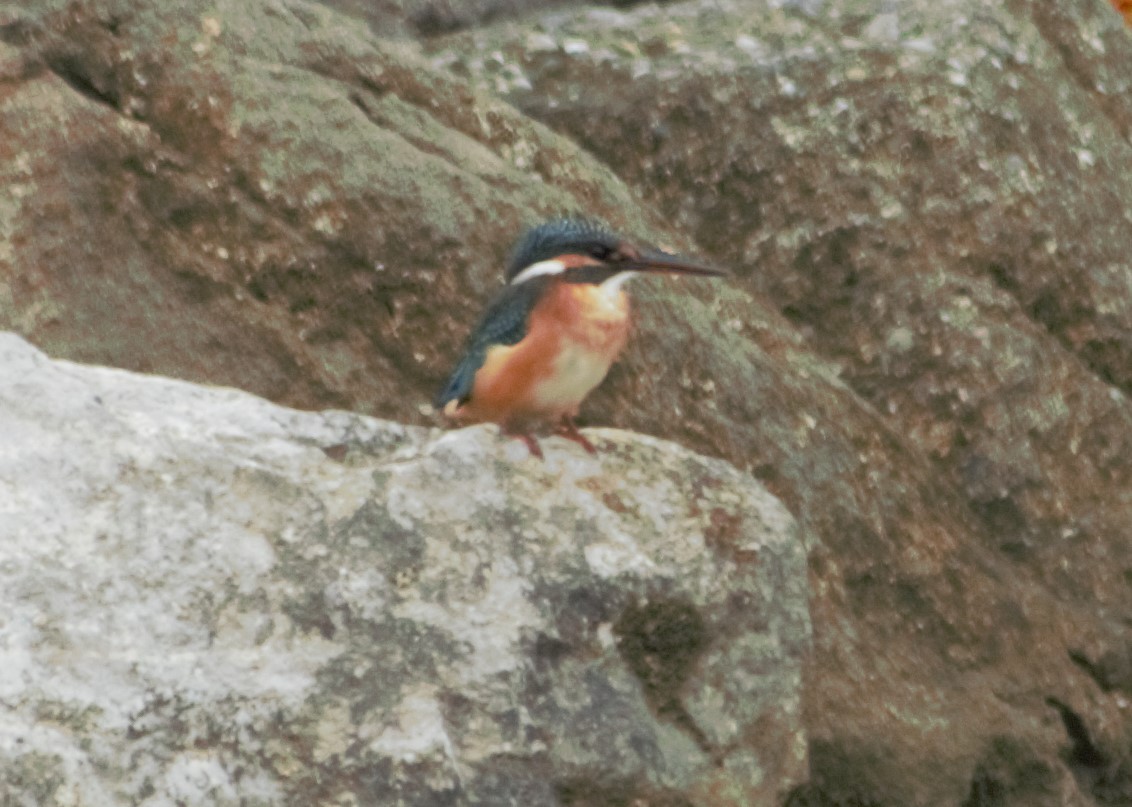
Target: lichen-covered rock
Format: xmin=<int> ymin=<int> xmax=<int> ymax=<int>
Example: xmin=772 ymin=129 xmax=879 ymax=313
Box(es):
xmin=6 ymin=0 xmax=1132 ymax=804
xmin=0 ymin=333 xmax=809 ymax=806
xmin=0 ymin=0 xmax=703 ymax=421
xmin=430 ymin=1 xmax=1132 ymax=803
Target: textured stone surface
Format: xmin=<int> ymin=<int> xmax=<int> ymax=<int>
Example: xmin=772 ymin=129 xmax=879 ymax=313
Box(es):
xmin=4 ymin=0 xmax=1132 ymax=804
xmin=0 ymin=0 xmax=710 ymax=420
xmin=0 ymin=333 xmax=808 ymax=806
xmin=315 ymin=0 xmax=590 ymax=38
xmin=429 ymin=2 xmax=1132 ymax=803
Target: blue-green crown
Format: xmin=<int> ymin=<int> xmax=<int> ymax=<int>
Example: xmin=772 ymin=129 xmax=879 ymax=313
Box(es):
xmin=505 ymin=219 xmax=620 ymax=282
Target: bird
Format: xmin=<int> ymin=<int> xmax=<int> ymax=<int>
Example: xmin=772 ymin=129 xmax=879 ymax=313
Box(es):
xmin=435 ymin=219 xmax=725 ymax=458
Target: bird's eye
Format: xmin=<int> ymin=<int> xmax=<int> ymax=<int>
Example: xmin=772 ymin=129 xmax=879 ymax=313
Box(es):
xmin=589 ymin=244 xmax=614 ymax=260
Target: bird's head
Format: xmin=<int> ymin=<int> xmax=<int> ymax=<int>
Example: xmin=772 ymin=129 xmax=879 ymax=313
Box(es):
xmin=505 ymin=219 xmax=724 ymax=291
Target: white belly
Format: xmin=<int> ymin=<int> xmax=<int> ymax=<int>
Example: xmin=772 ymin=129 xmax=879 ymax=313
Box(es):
xmin=530 ymin=339 xmax=615 ymax=414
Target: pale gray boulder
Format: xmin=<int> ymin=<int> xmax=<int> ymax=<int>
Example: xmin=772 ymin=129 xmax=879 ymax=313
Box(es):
xmin=0 ymin=334 xmax=809 ymax=806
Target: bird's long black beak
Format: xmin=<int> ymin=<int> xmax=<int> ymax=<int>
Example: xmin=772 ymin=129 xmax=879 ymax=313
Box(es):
xmin=623 ymin=252 xmax=727 ymax=277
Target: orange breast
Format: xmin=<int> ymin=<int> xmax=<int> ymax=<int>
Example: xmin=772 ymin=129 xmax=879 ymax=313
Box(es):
xmin=461 ymin=281 xmax=630 ymax=427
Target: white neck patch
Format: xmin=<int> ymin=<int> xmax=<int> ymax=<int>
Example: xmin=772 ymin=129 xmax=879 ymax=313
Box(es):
xmin=510 ymin=259 xmax=566 ymax=285
xmin=600 ymin=271 xmax=637 ymax=294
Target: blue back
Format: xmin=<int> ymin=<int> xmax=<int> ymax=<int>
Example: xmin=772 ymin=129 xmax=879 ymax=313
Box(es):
xmin=435 ymin=275 xmax=553 ymax=408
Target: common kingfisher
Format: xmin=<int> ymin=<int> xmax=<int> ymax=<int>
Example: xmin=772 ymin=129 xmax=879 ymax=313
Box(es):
xmin=436 ymin=219 xmax=724 ymax=458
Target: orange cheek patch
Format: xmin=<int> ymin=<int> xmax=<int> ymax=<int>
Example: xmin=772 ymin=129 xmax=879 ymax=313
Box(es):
xmin=558 ymin=253 xmax=595 ymax=269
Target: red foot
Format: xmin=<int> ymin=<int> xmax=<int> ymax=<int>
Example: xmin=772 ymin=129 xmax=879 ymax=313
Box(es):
xmin=556 ymin=417 xmax=597 ymax=454
xmin=503 ymin=430 xmax=544 ymax=460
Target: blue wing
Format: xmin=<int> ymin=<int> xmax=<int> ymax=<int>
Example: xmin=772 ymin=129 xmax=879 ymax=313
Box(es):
xmin=435 ymin=277 xmax=549 ymax=409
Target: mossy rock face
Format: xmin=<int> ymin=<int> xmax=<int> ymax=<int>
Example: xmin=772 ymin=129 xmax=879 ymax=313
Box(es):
xmin=0 ymin=0 xmax=684 ymax=422
xmin=429 ymin=1 xmax=1132 ymax=804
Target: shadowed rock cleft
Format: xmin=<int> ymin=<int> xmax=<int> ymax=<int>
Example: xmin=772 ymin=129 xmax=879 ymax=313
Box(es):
xmin=613 ymin=598 xmax=713 ymax=756
xmin=1047 ymin=697 xmax=1107 ymax=770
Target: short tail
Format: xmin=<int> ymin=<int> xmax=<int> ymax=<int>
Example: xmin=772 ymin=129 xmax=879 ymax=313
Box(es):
xmin=434 ymin=356 xmax=479 ymax=411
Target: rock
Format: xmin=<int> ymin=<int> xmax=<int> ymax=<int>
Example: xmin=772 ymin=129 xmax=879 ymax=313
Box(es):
xmin=0 ymin=0 xmax=700 ymax=422
xmin=314 ymin=0 xmax=587 ymax=38
xmin=430 ymin=0 xmax=1132 ymax=804
xmin=0 ymin=333 xmax=809 ymax=806
xmin=5 ymin=0 xmax=1132 ymax=804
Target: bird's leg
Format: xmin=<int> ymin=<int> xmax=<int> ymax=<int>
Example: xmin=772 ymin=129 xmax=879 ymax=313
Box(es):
xmin=517 ymin=433 xmax=545 ymax=460
xmin=556 ymin=415 xmax=597 ymax=454
xmin=500 ymin=424 xmax=544 ymax=460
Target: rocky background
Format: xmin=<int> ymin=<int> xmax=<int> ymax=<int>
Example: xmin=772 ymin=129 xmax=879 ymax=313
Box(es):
xmin=1 ymin=0 xmax=1131 ymax=805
